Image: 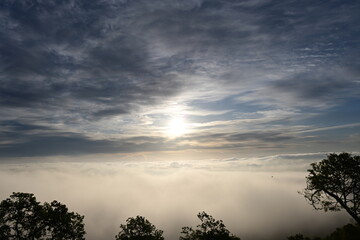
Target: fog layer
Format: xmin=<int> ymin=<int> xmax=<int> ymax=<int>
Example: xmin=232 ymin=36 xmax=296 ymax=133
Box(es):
xmin=0 ymin=161 xmax=349 ymax=240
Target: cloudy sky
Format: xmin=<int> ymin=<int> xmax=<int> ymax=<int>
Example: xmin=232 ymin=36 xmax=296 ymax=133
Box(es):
xmin=1 ymin=0 xmax=359 ymax=160
xmin=0 ymin=0 xmax=359 ymax=239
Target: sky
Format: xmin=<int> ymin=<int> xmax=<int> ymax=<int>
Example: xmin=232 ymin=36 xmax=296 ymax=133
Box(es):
xmin=0 ymin=0 xmax=360 ymax=239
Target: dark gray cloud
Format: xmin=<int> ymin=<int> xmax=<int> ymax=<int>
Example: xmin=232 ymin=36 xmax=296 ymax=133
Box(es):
xmin=0 ymin=120 xmax=172 ymax=158
xmin=0 ymin=0 xmax=185 ymax=119
xmin=227 ymin=131 xmax=293 ymax=142
xmin=0 ymin=133 xmax=168 ymax=158
xmin=0 ymin=120 xmax=115 ymax=157
xmin=272 ymin=67 xmax=360 ymax=102
xmin=180 ymin=130 xmax=294 ymax=144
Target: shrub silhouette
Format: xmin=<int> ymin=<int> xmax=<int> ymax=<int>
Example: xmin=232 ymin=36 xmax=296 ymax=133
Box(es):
xmin=287 ymin=223 xmax=360 ymax=240
xmin=287 ymin=234 xmax=311 ymax=240
xmin=179 ymin=212 xmax=240 ymax=240
xmin=324 ymin=223 xmax=360 ymax=240
xmin=115 ymin=215 xmax=164 ymax=240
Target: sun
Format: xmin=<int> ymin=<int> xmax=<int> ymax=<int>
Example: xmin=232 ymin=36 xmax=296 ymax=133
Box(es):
xmin=166 ymin=115 xmax=187 ymax=137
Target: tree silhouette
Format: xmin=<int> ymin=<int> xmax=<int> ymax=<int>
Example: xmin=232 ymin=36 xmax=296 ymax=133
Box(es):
xmin=115 ymin=216 xmax=164 ymax=240
xmin=0 ymin=192 xmax=85 ymax=240
xmin=324 ymin=223 xmax=360 ymax=240
xmin=42 ymin=200 xmax=85 ymax=239
xmin=180 ymin=212 xmax=240 ymax=240
xmin=302 ymin=153 xmax=360 ymax=225
xmin=0 ymin=192 xmax=44 ymax=239
xmin=287 ymin=234 xmax=312 ymax=240
xmin=287 ymin=223 xmax=360 ymax=240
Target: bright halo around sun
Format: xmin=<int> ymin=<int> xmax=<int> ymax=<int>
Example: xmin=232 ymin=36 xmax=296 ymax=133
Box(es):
xmin=167 ymin=115 xmax=187 ymax=138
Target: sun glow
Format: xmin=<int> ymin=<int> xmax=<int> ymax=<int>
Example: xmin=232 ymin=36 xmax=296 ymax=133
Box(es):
xmin=167 ymin=115 xmax=187 ymax=137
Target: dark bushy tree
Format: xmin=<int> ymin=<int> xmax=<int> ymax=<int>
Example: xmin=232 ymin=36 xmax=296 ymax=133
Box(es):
xmin=0 ymin=192 xmax=44 ymax=239
xmin=302 ymin=153 xmax=360 ymax=225
xmin=287 ymin=224 xmax=360 ymax=240
xmin=324 ymin=224 xmax=360 ymax=240
xmin=287 ymin=234 xmax=312 ymax=240
xmin=180 ymin=212 xmax=240 ymax=240
xmin=42 ymin=200 xmax=85 ymax=239
xmin=0 ymin=192 xmax=85 ymax=240
xmin=115 ymin=216 xmax=164 ymax=240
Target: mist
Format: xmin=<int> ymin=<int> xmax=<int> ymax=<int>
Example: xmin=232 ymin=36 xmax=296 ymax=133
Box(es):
xmin=0 ymin=160 xmax=349 ymax=240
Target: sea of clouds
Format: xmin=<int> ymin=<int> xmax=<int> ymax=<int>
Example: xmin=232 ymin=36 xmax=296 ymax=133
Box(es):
xmin=0 ymin=156 xmax=350 ymax=240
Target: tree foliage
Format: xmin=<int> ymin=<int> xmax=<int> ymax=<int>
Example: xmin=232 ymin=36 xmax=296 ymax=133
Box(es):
xmin=179 ymin=212 xmax=240 ymax=240
xmin=287 ymin=224 xmax=360 ymax=240
xmin=0 ymin=192 xmax=85 ymax=240
xmin=287 ymin=234 xmax=312 ymax=240
xmin=115 ymin=216 xmax=164 ymax=240
xmin=303 ymin=153 xmax=360 ymax=225
xmin=42 ymin=200 xmax=85 ymax=239
xmin=324 ymin=223 xmax=360 ymax=240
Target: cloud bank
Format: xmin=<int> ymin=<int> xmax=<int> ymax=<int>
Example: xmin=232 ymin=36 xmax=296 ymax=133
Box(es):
xmin=0 ymin=160 xmax=351 ymax=240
